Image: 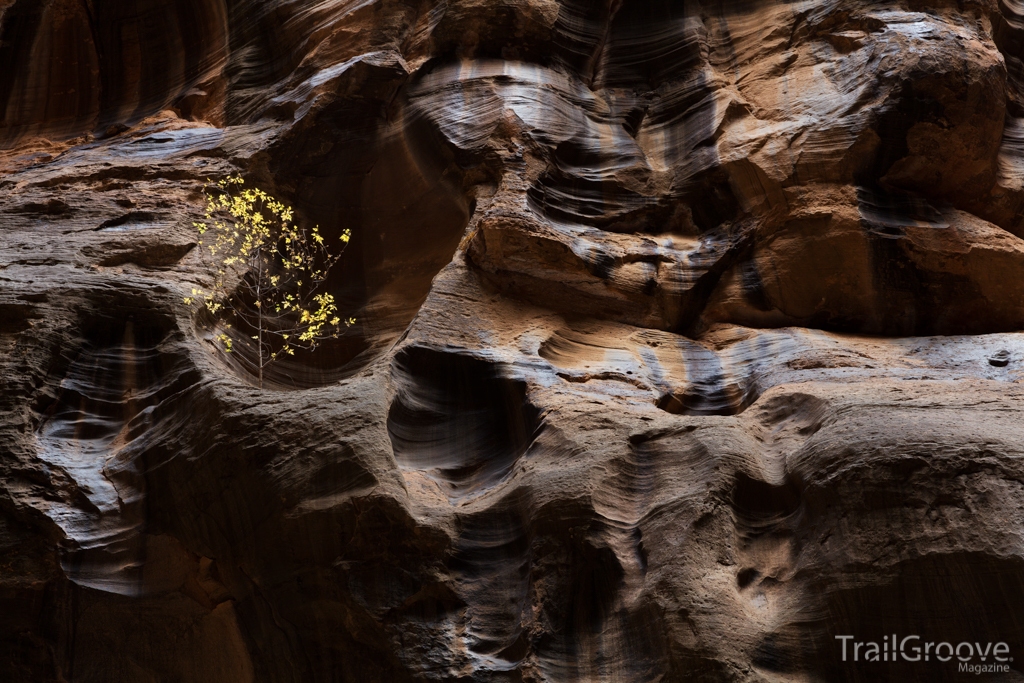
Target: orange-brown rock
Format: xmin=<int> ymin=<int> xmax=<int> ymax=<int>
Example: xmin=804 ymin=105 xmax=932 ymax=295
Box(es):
xmin=2 ymin=1 xmax=1024 ymax=682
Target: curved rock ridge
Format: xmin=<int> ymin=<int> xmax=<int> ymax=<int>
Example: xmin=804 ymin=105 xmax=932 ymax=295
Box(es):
xmin=2 ymin=1 xmax=1024 ymax=682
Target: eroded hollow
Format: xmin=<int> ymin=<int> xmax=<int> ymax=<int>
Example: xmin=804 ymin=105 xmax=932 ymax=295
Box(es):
xmin=205 ymin=103 xmax=471 ymax=388
xmin=731 ymin=473 xmax=803 ymax=541
xmin=36 ymin=309 xmax=197 ymax=590
xmin=654 ymin=341 xmax=763 ymax=417
xmin=387 ymin=347 xmax=541 ymax=499
xmin=39 ymin=312 xmax=191 ymax=455
xmin=656 ymin=380 xmax=760 ymax=416
xmin=754 ymin=553 xmax=1024 ymax=682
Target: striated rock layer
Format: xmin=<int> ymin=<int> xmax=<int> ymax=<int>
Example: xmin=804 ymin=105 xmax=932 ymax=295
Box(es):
xmin=2 ymin=1 xmax=1024 ymax=681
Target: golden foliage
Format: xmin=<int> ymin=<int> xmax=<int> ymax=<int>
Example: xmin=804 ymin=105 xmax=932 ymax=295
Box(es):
xmin=185 ymin=175 xmax=353 ymax=386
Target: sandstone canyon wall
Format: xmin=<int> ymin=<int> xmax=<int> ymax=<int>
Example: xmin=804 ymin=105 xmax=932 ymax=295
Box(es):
xmin=2 ymin=1 xmax=1024 ymax=681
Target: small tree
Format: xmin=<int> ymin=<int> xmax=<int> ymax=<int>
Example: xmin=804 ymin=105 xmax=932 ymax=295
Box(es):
xmin=185 ymin=175 xmax=353 ymax=388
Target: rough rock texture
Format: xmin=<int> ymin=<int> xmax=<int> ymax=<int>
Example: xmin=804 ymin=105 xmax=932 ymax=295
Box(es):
xmin=2 ymin=1 xmax=1024 ymax=681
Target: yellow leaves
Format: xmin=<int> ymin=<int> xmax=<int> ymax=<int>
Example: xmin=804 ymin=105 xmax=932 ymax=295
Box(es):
xmin=216 ymin=333 xmax=233 ymax=353
xmin=187 ymin=174 xmax=356 ymax=377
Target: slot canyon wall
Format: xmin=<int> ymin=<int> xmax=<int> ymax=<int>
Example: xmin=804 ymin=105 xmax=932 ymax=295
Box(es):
xmin=2 ymin=0 xmax=1024 ymax=681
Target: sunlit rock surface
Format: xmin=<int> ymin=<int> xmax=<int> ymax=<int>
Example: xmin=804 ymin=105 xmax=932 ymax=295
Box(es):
xmin=2 ymin=1 xmax=1024 ymax=681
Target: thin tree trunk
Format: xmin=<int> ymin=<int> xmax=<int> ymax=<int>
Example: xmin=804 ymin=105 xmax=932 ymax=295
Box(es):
xmin=257 ymin=256 xmax=264 ymax=389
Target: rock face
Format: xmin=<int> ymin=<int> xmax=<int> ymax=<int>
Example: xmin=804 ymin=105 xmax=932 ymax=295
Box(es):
xmin=2 ymin=1 xmax=1024 ymax=681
